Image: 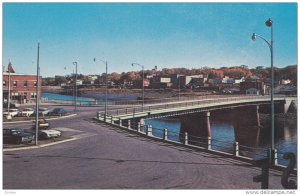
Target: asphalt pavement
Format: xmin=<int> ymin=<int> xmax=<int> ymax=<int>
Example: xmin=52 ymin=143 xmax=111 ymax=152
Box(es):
xmin=3 ymin=105 xmax=286 ymax=189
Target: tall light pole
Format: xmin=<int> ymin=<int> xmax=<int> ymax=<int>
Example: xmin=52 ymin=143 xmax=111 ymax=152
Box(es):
xmin=132 ymin=63 xmax=144 ymax=112
xmin=73 ymin=62 xmax=78 ymax=112
xmin=35 ymin=43 xmax=40 ymax=145
xmin=252 ymin=18 xmax=274 ymax=162
xmin=94 ymin=58 xmax=108 ymax=122
xmin=178 ymin=75 xmax=181 ymax=100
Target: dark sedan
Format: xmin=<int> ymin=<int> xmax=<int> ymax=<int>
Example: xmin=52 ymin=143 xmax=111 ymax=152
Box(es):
xmin=49 ymin=108 xmax=67 ymax=116
xmin=3 ymin=128 xmax=34 ymax=144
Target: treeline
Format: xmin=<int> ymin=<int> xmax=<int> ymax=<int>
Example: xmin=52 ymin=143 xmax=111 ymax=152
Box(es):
xmin=43 ymin=64 xmax=297 ymax=86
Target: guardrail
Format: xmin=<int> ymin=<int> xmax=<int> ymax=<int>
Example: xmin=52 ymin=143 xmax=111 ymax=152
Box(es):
xmin=98 ymin=95 xmax=286 ymax=119
xmin=97 ymin=117 xmax=294 ymax=168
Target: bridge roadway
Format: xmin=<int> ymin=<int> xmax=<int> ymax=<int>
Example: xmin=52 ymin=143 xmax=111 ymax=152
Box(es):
xmin=98 ymin=95 xmax=286 ymax=121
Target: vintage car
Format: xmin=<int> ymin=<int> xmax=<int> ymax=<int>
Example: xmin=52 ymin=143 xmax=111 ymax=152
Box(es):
xmin=38 ymin=108 xmax=50 ymax=116
xmin=39 ymin=129 xmax=62 ymax=139
xmin=19 ymin=108 xmax=35 ymax=117
xmin=3 ymin=128 xmax=34 ymax=144
xmin=49 ymin=108 xmax=67 ymax=116
xmin=32 ymin=118 xmax=50 ymax=130
xmin=3 ymin=109 xmax=19 ymax=118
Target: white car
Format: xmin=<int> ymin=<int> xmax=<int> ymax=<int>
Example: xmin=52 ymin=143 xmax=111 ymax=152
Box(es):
xmin=39 ymin=129 xmax=62 ymax=139
xmin=19 ymin=108 xmax=35 ymax=117
xmin=3 ymin=109 xmax=19 ymax=117
xmin=38 ymin=108 xmax=50 ymax=116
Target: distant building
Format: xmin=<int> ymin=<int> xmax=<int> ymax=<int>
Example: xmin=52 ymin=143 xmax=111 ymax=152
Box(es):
xmin=274 ymin=85 xmax=297 ymax=95
xmin=3 ymin=62 xmax=42 ymax=104
xmin=76 ymin=80 xmax=83 ymax=85
xmin=150 ymin=76 xmax=172 ymax=89
xmin=222 ymin=76 xmax=235 ymax=84
xmin=133 ymin=79 xmax=150 ymax=89
xmin=180 ymin=75 xmax=208 ymax=87
xmin=234 ymin=77 xmax=245 ymax=84
xmin=208 ymin=78 xmax=222 ymax=85
xmin=240 ymin=76 xmax=265 ymax=95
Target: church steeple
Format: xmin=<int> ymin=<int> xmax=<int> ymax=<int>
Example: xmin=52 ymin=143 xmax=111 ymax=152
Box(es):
xmin=7 ymin=60 xmax=15 ymax=73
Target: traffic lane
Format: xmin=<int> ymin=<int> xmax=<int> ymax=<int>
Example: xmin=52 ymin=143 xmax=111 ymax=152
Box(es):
xmin=3 ymin=122 xmax=283 ymax=189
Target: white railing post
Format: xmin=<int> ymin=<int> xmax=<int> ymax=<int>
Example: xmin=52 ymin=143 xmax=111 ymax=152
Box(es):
xmin=119 ymin=118 xmax=122 ymax=127
xmin=207 ymin=137 xmax=212 ymax=150
xmin=234 ymin=142 xmax=239 ymax=156
xmin=163 ymin=128 xmax=168 ymax=140
xmin=147 ymin=125 xmax=152 ymax=136
xmin=137 ymin=122 xmax=141 ymax=132
xmin=184 ymin=132 xmax=188 ymax=145
xmin=274 ymin=148 xmax=278 ymax=165
xmin=128 ymin=119 xmax=131 ymax=129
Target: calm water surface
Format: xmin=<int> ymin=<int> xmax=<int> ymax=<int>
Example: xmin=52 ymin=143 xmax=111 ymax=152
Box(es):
xmin=145 ymin=113 xmax=297 ymax=166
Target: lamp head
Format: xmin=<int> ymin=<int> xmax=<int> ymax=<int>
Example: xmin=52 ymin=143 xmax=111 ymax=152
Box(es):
xmin=265 ymin=18 xmax=273 ymax=27
xmin=251 ymin=33 xmax=256 ymax=41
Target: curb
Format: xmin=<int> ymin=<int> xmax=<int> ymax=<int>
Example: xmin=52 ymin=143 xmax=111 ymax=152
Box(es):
xmin=3 ymin=114 xmax=77 ymax=124
xmin=3 ymin=137 xmax=77 ymax=152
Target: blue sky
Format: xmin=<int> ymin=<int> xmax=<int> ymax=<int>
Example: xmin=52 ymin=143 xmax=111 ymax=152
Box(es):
xmin=3 ymin=3 xmax=298 ymax=77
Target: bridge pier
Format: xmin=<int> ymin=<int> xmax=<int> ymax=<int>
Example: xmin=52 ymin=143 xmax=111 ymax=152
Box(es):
xmin=180 ymin=111 xmax=212 ymax=147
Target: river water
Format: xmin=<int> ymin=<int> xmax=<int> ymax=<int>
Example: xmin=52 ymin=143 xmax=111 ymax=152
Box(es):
xmin=42 ymin=92 xmax=136 ymax=104
xmin=145 ymin=112 xmax=297 ymax=166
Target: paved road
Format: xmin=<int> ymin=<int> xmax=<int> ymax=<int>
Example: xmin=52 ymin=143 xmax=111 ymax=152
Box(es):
xmin=3 ymin=106 xmax=286 ymax=189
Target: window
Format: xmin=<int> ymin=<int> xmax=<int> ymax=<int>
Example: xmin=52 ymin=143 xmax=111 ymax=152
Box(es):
xmin=3 ymin=81 xmax=6 ymax=87
xmin=31 ymin=92 xmax=36 ymax=98
xmin=34 ymin=81 xmax=37 ymax=87
xmin=13 ymin=81 xmax=17 ymax=87
xmin=24 ymin=81 xmax=28 ymax=87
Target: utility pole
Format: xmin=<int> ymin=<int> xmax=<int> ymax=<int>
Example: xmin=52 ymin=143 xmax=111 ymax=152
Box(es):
xmin=73 ymin=62 xmax=78 ymax=112
xmin=35 ymin=43 xmax=40 ymax=145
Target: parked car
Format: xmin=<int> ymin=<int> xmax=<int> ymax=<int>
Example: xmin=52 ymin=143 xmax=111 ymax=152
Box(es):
xmin=3 ymin=102 xmax=20 ymax=108
xmin=32 ymin=118 xmax=50 ymax=130
xmin=3 ymin=128 xmax=34 ymax=144
xmin=19 ymin=108 xmax=35 ymax=117
xmin=38 ymin=108 xmax=50 ymax=116
xmin=49 ymin=108 xmax=67 ymax=116
xmin=3 ymin=109 xmax=19 ymax=118
xmin=39 ymin=129 xmax=61 ymax=139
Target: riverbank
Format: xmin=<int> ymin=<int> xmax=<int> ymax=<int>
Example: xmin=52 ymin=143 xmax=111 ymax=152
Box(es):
xmin=43 ymin=86 xmax=215 ymax=100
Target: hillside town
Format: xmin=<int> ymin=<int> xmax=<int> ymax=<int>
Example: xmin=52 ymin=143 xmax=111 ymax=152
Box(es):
xmin=3 ymin=62 xmax=297 ymax=105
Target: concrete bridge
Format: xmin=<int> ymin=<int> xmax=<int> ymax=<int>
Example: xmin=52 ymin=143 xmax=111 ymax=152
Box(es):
xmin=97 ymin=95 xmax=293 ymax=122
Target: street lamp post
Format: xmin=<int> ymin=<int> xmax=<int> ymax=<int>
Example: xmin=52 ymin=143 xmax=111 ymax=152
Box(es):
xmin=252 ymin=18 xmax=274 ymax=163
xmin=73 ymin=62 xmax=78 ymax=112
xmin=178 ymin=75 xmax=181 ymax=100
xmin=132 ymin=63 xmax=144 ymax=112
xmin=94 ymin=58 xmax=108 ymax=122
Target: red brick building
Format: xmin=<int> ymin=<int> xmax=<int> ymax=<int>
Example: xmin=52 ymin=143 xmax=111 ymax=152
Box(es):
xmin=3 ymin=62 xmax=42 ymax=104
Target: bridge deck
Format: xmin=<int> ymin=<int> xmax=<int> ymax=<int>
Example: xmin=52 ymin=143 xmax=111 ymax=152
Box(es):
xmin=99 ymin=96 xmax=286 ymax=121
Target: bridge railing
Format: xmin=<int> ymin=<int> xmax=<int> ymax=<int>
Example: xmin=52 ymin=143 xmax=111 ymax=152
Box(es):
xmin=105 ymin=118 xmax=294 ymax=167
xmin=98 ymin=95 xmax=286 ymax=118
